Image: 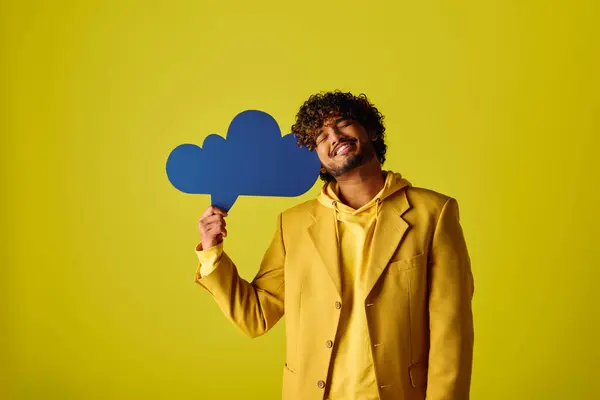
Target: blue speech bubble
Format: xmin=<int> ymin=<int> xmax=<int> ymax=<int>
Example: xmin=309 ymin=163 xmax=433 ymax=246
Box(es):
xmin=166 ymin=110 xmax=320 ymax=212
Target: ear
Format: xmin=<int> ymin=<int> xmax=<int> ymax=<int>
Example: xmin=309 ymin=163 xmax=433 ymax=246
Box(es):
xmin=366 ymin=128 xmax=377 ymax=141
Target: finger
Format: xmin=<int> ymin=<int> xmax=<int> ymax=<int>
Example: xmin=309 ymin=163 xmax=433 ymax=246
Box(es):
xmin=208 ymin=205 xmax=228 ymax=217
xmin=201 ymin=206 xmax=215 ymax=218
xmin=200 ymin=214 xmax=226 ymax=226
xmin=203 ymin=223 xmax=225 ymax=236
xmin=199 ymin=216 xmax=224 ymax=232
xmin=201 ymin=205 xmax=228 ymax=218
xmin=200 ymin=221 xmax=226 ymax=236
xmin=207 ymin=224 xmax=227 ymax=237
xmin=206 ymin=221 xmax=226 ymax=232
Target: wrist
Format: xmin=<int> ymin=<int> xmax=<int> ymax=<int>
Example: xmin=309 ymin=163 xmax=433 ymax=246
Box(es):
xmin=200 ymin=240 xmax=219 ymax=251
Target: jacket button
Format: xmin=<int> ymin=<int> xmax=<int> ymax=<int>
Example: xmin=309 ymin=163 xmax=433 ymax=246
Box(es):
xmin=334 ymin=301 xmax=342 ymax=309
xmin=326 ymin=340 xmax=333 ymax=348
xmin=317 ymin=380 xmax=326 ymax=389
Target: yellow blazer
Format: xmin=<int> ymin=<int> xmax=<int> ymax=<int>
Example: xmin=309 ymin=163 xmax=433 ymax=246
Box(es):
xmin=195 ymin=186 xmax=474 ymax=400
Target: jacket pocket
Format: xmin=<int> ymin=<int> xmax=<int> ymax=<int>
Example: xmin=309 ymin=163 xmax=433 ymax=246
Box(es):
xmin=389 ymin=252 xmax=426 ymax=271
xmin=284 ymin=362 xmax=296 ymax=374
xmin=408 ymin=361 xmax=428 ymax=388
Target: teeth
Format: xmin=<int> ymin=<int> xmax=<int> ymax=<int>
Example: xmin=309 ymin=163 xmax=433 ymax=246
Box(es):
xmin=336 ymin=144 xmax=350 ymax=155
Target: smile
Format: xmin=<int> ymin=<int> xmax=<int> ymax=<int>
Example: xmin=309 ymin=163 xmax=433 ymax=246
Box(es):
xmin=332 ymin=142 xmax=355 ymax=157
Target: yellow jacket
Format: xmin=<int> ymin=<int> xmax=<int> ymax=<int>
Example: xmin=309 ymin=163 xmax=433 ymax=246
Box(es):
xmin=194 ymin=174 xmax=475 ymax=400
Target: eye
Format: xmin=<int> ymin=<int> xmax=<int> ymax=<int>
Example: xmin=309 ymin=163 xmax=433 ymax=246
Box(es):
xmin=316 ymin=133 xmax=328 ymax=145
xmin=338 ymin=121 xmax=352 ymax=128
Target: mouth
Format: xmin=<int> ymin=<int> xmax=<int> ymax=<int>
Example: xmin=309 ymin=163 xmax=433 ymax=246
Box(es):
xmin=331 ymin=141 xmax=356 ymax=157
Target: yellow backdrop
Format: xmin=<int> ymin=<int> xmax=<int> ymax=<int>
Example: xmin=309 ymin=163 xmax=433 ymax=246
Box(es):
xmin=2 ymin=1 xmax=598 ymax=399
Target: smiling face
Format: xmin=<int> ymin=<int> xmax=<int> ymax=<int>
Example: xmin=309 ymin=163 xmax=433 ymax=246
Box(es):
xmin=314 ymin=115 xmax=377 ymax=179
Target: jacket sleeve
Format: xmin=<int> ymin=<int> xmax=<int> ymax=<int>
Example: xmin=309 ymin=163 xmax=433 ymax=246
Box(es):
xmin=193 ymin=213 xmax=286 ymax=338
xmin=195 ymin=242 xmax=224 ymax=278
xmin=426 ymin=197 xmax=475 ymax=400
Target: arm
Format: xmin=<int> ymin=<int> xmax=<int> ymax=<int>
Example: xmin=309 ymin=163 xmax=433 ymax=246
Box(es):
xmin=426 ymin=197 xmax=475 ymax=400
xmin=194 ymin=213 xmax=286 ymax=338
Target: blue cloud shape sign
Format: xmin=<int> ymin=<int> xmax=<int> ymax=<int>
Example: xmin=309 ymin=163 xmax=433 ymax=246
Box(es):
xmin=166 ymin=110 xmax=320 ymax=212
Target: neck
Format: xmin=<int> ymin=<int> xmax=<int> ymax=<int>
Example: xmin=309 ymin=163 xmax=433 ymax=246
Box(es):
xmin=335 ymin=158 xmax=386 ymax=209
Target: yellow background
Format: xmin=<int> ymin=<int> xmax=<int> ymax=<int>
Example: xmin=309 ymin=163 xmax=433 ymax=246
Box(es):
xmin=2 ymin=1 xmax=599 ymax=399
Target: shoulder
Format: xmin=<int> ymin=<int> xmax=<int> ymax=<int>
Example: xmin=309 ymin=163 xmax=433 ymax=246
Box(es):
xmin=271 ymin=199 xmax=319 ymax=241
xmin=280 ymin=198 xmax=319 ymax=223
xmin=405 ymin=185 xmax=452 ymax=208
xmin=403 ymin=185 xmax=461 ymax=222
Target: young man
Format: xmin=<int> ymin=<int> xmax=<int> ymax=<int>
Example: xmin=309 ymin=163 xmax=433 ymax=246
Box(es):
xmin=194 ymin=91 xmax=475 ymax=400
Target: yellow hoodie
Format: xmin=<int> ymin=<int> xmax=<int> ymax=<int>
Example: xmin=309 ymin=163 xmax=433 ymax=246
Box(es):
xmin=317 ymin=171 xmax=412 ymax=400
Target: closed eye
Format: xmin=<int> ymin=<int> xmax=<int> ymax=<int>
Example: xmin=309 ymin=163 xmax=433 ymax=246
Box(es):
xmin=316 ymin=133 xmax=328 ymax=145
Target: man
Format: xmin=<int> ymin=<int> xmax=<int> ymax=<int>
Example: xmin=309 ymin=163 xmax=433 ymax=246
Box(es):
xmin=194 ymin=91 xmax=475 ymax=400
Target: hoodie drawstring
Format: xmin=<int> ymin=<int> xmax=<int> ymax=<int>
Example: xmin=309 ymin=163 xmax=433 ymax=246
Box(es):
xmin=332 ymin=200 xmax=340 ymax=250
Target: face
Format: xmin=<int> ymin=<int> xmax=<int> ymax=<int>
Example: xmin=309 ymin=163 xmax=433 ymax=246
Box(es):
xmin=314 ymin=116 xmax=377 ymax=178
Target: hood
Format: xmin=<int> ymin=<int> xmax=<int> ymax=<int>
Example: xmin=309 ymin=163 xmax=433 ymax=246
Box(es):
xmin=318 ymin=170 xmax=412 ymax=216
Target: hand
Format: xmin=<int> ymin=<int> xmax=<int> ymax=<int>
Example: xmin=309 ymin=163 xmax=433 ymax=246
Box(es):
xmin=198 ymin=206 xmax=228 ymax=250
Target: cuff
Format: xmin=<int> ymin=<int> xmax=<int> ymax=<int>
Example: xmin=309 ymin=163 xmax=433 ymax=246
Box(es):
xmin=194 ymin=242 xmax=224 ymax=279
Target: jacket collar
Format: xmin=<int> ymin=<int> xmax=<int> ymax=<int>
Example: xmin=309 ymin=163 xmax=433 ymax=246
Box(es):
xmin=307 ymin=187 xmax=411 ymax=298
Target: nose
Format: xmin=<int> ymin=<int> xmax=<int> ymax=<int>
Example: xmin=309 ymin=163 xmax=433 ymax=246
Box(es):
xmin=328 ymin=128 xmax=345 ymax=147
xmin=328 ymin=127 xmax=342 ymax=139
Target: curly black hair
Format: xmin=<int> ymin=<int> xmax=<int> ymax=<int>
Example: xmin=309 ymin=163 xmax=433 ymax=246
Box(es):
xmin=291 ymin=90 xmax=387 ymax=182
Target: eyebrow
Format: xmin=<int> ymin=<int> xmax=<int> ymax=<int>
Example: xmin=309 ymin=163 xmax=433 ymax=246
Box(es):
xmin=317 ymin=117 xmax=349 ymax=135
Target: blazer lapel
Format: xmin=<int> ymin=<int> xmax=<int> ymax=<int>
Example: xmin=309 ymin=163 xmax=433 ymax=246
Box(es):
xmin=307 ymin=203 xmax=342 ymax=297
xmin=364 ymin=189 xmax=411 ymax=297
